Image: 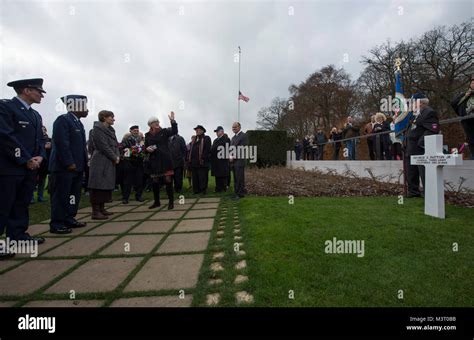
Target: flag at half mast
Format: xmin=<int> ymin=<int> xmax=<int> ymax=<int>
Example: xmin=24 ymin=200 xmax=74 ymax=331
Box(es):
xmin=238 ymin=91 xmax=249 ymax=102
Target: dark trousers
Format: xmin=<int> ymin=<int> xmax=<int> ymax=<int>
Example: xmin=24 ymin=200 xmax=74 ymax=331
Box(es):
xmin=317 ymin=145 xmax=325 ymax=160
xmin=49 ymin=171 xmax=83 ymax=230
xmin=192 ymin=167 xmax=209 ymax=194
xmin=122 ymin=161 xmax=144 ymax=200
xmin=233 ymin=165 xmax=246 ymax=197
xmin=215 ymin=176 xmax=228 ymax=192
xmin=367 ymin=139 xmax=375 ymax=160
xmin=36 ymin=172 xmax=48 ymax=199
xmin=461 ymin=119 xmax=474 ymax=160
xmin=152 ymin=180 xmax=173 ymax=204
xmin=333 ymin=144 xmax=341 ymax=160
xmin=405 ymin=140 xmax=425 ymax=195
xmin=173 ymin=166 xmax=184 ymax=193
xmin=0 ymin=173 xmax=36 ymax=240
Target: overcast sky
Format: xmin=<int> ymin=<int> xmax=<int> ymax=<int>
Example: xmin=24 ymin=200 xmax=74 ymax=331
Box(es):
xmin=0 ymin=0 xmax=470 ymax=141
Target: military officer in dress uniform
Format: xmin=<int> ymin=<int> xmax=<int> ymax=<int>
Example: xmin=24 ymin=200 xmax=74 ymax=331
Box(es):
xmin=49 ymin=95 xmax=89 ymax=234
xmin=0 ymin=78 xmax=47 ymax=259
xmin=405 ymin=92 xmax=440 ymax=198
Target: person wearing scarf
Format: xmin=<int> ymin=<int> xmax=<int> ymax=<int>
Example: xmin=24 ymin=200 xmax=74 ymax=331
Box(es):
xmin=144 ymin=112 xmax=178 ymax=209
xmin=189 ymin=125 xmax=211 ymax=194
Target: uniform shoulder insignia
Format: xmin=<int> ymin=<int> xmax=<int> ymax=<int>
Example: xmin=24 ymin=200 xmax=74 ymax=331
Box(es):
xmin=0 ymin=99 xmax=12 ymax=103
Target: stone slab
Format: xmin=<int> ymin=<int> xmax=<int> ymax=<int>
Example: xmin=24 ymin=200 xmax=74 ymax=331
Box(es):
xmin=0 ymin=301 xmax=17 ymax=307
xmin=0 ymin=260 xmax=23 ymax=273
xmin=106 ymin=205 xmax=136 ymax=213
xmin=112 ymin=212 xmax=153 ymax=221
xmin=184 ymin=209 xmax=217 ymax=219
xmin=85 ymin=221 xmax=137 ymax=235
xmin=131 ymin=205 xmax=163 ymax=212
xmin=174 ymin=198 xmax=197 ymax=204
xmin=110 ymin=295 xmax=192 ymax=307
xmin=197 ymin=198 xmax=221 ymax=203
xmin=23 ymin=300 xmax=104 ymax=307
xmin=46 ymin=257 xmax=141 ymax=294
xmin=192 ymin=203 xmax=219 ymax=209
xmin=41 ymin=223 xmax=100 ymax=237
xmin=43 ymin=236 xmax=115 ymax=257
xmin=0 ymin=259 xmax=78 ymax=295
xmin=131 ymin=220 xmax=176 ymax=234
xmin=26 ymin=224 xmax=51 ymax=236
xmin=124 ymin=254 xmax=204 ymax=292
xmin=150 ymin=210 xmax=186 ymax=220
xmin=100 ymin=235 xmax=163 ymax=255
xmin=16 ymin=237 xmax=70 ymax=258
xmin=157 ymin=232 xmax=210 ymax=253
xmin=172 ymin=204 xmax=193 ymax=211
xmin=174 ymin=218 xmax=214 ymax=232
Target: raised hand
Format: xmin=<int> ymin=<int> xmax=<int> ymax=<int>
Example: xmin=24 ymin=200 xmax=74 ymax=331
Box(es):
xmin=168 ymin=111 xmax=175 ymax=121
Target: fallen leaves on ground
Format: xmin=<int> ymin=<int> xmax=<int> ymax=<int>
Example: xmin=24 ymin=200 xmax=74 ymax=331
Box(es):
xmin=245 ymin=166 xmax=474 ymax=208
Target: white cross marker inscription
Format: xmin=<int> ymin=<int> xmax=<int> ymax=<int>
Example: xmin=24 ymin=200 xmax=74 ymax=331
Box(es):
xmin=411 ymin=135 xmax=463 ymax=219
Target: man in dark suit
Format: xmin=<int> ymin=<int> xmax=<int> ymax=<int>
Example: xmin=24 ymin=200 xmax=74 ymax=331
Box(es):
xmin=0 ymin=78 xmax=47 ymax=259
xmin=210 ymin=126 xmax=231 ymax=192
xmin=405 ymin=92 xmax=440 ymax=198
xmin=230 ymin=122 xmax=247 ymax=199
xmin=169 ymin=133 xmax=187 ymax=194
xmin=48 ymin=95 xmax=89 ymax=234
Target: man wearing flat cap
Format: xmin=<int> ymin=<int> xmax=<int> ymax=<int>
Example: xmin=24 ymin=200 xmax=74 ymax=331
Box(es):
xmin=405 ymin=92 xmax=440 ymax=198
xmin=0 ymin=78 xmax=47 ymax=258
xmin=48 ymin=95 xmax=89 ymax=234
xmin=210 ymin=126 xmax=231 ymax=192
xmin=188 ymin=125 xmax=211 ymax=194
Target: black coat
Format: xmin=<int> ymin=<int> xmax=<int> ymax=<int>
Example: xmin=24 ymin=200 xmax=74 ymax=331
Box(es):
xmin=190 ymin=134 xmax=211 ymax=168
xmin=407 ymin=106 xmax=439 ymax=148
xmin=49 ymin=112 xmax=87 ymax=173
xmin=144 ymin=121 xmax=178 ymax=175
xmin=169 ymin=134 xmax=187 ymax=169
xmin=0 ymin=97 xmax=47 ymax=175
xmin=210 ymin=135 xmax=230 ymax=177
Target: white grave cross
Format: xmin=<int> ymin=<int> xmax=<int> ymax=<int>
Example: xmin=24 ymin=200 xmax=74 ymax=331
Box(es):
xmin=411 ymin=135 xmax=463 ymax=219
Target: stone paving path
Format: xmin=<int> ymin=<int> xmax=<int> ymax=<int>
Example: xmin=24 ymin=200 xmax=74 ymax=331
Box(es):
xmin=0 ymin=197 xmax=222 ymax=307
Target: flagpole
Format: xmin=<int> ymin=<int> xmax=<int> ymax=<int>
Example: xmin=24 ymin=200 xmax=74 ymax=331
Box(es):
xmin=238 ymin=46 xmax=241 ymax=122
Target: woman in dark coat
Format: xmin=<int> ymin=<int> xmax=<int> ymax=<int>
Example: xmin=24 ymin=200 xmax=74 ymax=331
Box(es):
xmin=88 ymin=110 xmax=120 ymax=219
xmin=210 ymin=127 xmax=230 ymax=192
xmin=145 ymin=112 xmax=178 ymax=209
xmin=373 ymin=112 xmax=391 ymax=160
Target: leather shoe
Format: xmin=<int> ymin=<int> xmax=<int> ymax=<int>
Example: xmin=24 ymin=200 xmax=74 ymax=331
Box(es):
xmin=65 ymin=221 xmax=87 ymax=228
xmin=167 ymin=202 xmax=174 ymax=210
xmin=149 ymin=202 xmax=161 ymax=209
xmin=50 ymin=227 xmax=72 ymax=234
xmin=135 ymin=197 xmax=145 ymax=202
xmin=0 ymin=252 xmax=15 ymax=260
xmin=122 ymin=199 xmax=129 ymax=204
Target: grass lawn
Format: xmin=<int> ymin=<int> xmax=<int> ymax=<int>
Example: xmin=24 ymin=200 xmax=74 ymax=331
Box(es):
xmin=239 ymin=196 xmax=473 ymax=307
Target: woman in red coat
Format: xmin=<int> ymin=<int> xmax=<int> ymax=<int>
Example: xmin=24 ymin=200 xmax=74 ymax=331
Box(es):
xmin=144 ymin=111 xmax=178 ymax=209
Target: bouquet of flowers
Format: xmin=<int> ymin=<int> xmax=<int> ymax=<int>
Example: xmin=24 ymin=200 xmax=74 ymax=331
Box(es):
xmin=122 ymin=141 xmax=145 ymax=159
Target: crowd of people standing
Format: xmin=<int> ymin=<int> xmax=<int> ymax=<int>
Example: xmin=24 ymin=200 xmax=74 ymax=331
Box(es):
xmin=0 ymin=78 xmax=248 ymax=259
